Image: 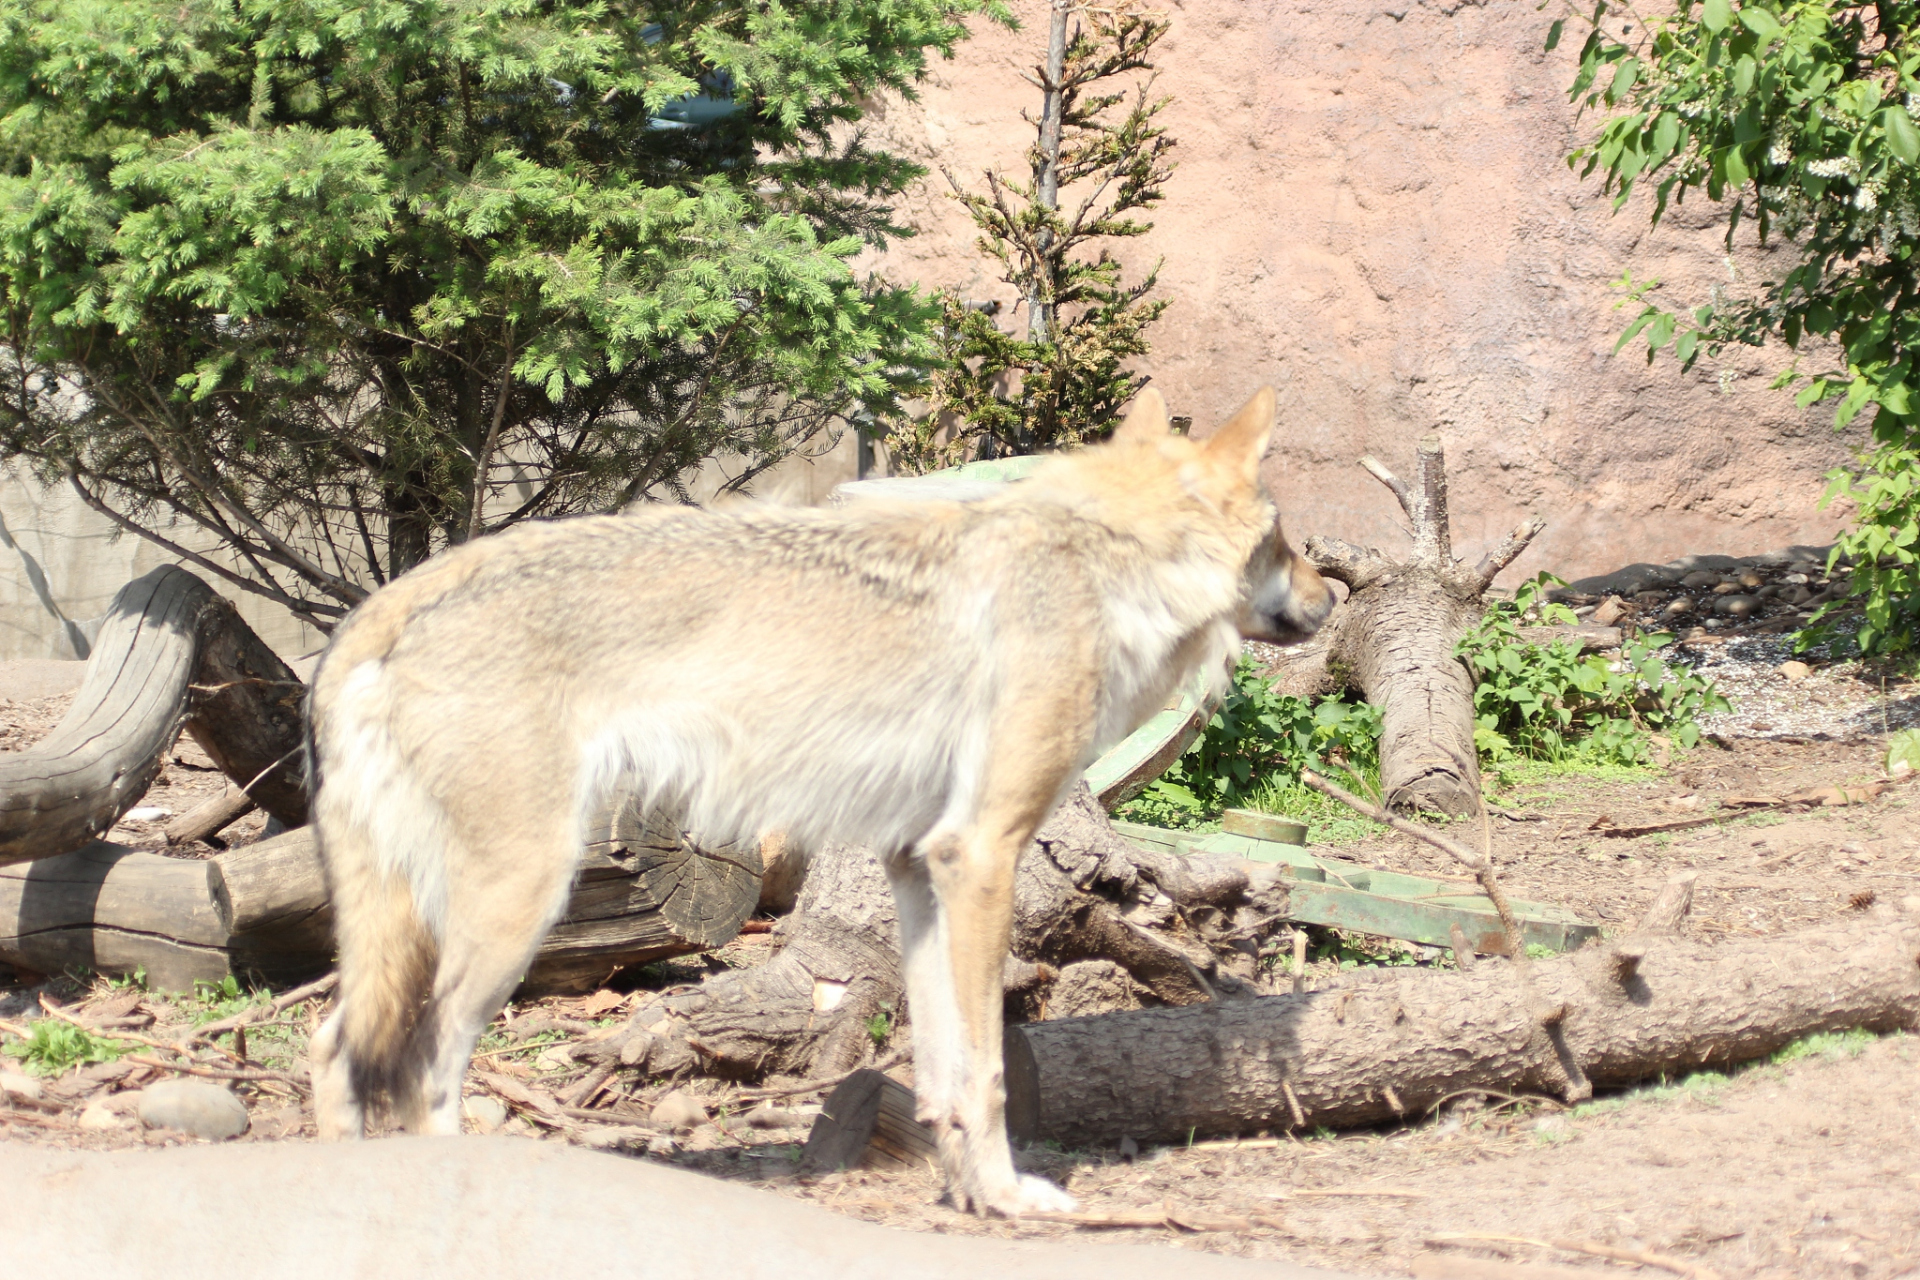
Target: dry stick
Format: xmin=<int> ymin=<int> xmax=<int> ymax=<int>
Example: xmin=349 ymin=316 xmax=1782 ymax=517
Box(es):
xmin=732 ymin=1048 xmax=910 ymax=1104
xmin=125 ymin=1054 xmax=306 ymax=1092
xmin=1429 ymin=1232 xmax=1722 ymax=1280
xmin=1299 ymin=769 xmax=1528 ymax=958
xmin=190 ymin=972 xmax=338 ymax=1044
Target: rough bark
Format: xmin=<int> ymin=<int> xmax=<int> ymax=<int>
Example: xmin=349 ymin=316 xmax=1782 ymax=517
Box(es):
xmin=165 ymin=784 xmax=257 ymax=847
xmin=1304 ymin=436 xmax=1545 ymax=815
xmin=0 ymin=566 xmax=309 ymax=866
xmin=608 ymin=784 xmax=1268 ymax=1084
xmin=1013 ymin=905 xmax=1920 ymax=1148
xmin=0 ymin=801 xmax=763 ymax=993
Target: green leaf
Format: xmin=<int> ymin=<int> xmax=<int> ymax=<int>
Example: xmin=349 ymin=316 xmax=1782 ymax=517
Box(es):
xmin=1646 ymin=312 xmax=1676 ymax=351
xmin=1737 ymin=7 xmax=1782 ymax=40
xmin=1651 ymin=111 xmax=1680 ymax=159
xmin=1723 ymin=143 xmax=1750 ymax=187
xmin=1609 ymin=58 xmax=1640 ymax=101
xmin=1885 ymin=106 xmax=1920 ymax=165
xmin=1675 ymin=329 xmax=1699 ymax=362
xmin=1546 ymin=18 xmax=1564 ymax=51
xmin=1701 ymin=0 xmax=1733 ymax=32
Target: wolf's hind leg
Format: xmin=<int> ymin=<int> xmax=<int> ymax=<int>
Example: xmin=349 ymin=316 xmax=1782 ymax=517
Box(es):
xmin=408 ymin=818 xmax=583 ymax=1135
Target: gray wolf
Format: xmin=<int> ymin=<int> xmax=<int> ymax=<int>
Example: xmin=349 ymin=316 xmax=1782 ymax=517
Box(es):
xmin=306 ymin=386 xmax=1332 ymax=1215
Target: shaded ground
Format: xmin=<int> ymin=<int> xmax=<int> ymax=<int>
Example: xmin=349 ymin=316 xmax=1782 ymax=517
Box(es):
xmin=6 ymin=647 xmax=1920 ymax=1279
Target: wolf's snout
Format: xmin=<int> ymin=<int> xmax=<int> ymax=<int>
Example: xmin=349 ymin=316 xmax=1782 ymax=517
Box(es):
xmin=1244 ymin=548 xmax=1334 ymax=646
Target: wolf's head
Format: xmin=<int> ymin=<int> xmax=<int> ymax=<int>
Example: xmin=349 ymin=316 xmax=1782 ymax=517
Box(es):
xmin=1042 ymin=385 xmax=1333 ymax=648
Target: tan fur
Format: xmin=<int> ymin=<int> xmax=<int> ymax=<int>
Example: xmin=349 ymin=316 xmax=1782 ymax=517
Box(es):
xmin=308 ymin=386 xmax=1331 ymax=1214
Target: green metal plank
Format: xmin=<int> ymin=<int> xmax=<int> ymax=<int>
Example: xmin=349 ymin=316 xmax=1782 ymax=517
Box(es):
xmin=1283 ymin=881 xmax=1600 ymax=955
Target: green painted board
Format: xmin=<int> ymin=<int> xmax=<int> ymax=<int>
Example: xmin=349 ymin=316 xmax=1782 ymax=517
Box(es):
xmin=1116 ymin=825 xmax=1601 ymax=956
xmin=1082 ymin=689 xmax=1210 ymax=809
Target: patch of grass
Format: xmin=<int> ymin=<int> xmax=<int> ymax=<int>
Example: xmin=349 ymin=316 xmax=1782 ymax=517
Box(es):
xmin=1567 ymin=1028 xmax=1895 ymax=1122
xmin=1 ymin=1019 xmax=135 ymax=1077
xmin=1486 ymin=755 xmax=1661 ymax=793
xmin=1771 ymin=1028 xmax=1875 ymax=1065
xmin=1243 ymin=776 xmax=1382 ymax=845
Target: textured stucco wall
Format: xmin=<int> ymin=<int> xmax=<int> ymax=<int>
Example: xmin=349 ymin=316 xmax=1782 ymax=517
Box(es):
xmin=857 ymin=0 xmax=1857 ymax=579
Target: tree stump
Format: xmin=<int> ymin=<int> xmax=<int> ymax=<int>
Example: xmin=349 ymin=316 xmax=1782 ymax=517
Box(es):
xmin=1304 ymin=436 xmax=1544 ymax=814
xmin=0 ymin=566 xmax=308 ymax=865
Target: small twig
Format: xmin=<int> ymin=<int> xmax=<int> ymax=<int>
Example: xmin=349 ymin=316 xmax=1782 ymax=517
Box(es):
xmin=125 ymin=1054 xmax=307 ymax=1091
xmin=1429 ymin=1231 xmax=1722 ymax=1280
xmin=733 ymin=1049 xmax=911 ymax=1103
xmin=190 ymin=973 xmax=337 ymax=1044
xmin=39 ymin=997 xmax=244 ymax=1069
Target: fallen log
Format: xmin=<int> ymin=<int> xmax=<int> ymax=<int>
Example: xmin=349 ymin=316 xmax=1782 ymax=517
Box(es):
xmin=0 ymin=566 xmax=307 ymax=865
xmin=165 ymin=784 xmax=257 ymax=848
xmin=1303 ymin=436 xmax=1544 ymax=814
xmin=609 ymin=784 xmax=1270 ymax=1084
xmin=0 ymin=799 xmax=764 ymax=992
xmin=1012 ymin=895 xmax=1920 ymax=1147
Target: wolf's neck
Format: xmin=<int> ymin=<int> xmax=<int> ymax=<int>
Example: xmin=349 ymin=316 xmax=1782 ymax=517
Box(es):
xmin=1091 ymin=549 xmax=1243 ymax=751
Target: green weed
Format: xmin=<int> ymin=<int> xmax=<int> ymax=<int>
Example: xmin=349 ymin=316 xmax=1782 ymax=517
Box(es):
xmin=1771 ymin=1028 xmax=1874 ymax=1065
xmin=1 ymin=1019 xmax=134 ymax=1077
xmin=1460 ymin=573 xmax=1729 ymax=767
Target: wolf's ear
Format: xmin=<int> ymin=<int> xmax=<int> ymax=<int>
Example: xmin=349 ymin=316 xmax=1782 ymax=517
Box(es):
xmin=1202 ymin=386 xmax=1276 ymax=482
xmin=1111 ymin=386 xmax=1171 ymax=445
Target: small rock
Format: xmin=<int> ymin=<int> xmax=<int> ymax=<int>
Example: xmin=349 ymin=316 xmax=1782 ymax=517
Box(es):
xmin=1782 ymin=572 xmax=1810 ymax=585
xmin=646 ymin=1133 xmax=678 ymax=1157
xmin=1778 ymin=660 xmax=1813 ymax=681
xmin=1680 ymin=570 xmax=1720 ymax=589
xmin=79 ymin=1100 xmax=127 ymax=1131
xmin=1738 ymin=570 xmax=1765 ymax=589
xmin=122 ymin=806 xmax=171 ymax=822
xmin=1118 ymin=1134 xmax=1141 ymax=1162
xmin=1715 ymin=595 xmax=1756 ymax=617
xmin=1712 ymin=581 xmax=1740 ymax=596
xmin=463 ymin=1094 xmax=509 ymax=1133
xmin=1663 ymin=597 xmax=1694 ymax=617
xmin=743 ymin=1103 xmax=807 ymax=1130
xmin=1780 ymin=584 xmax=1813 ymax=606
xmin=1753 ymin=584 xmax=1779 ymax=599
xmin=0 ymin=1070 xmax=43 ymax=1101
xmin=649 ymin=1089 xmax=708 ymax=1131
xmin=137 ymin=1080 xmax=249 ymax=1140
xmin=1631 ymin=590 xmax=1666 ymax=607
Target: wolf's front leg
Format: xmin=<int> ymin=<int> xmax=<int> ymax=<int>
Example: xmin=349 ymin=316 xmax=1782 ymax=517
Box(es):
xmin=883 ymin=837 xmax=1076 ymax=1217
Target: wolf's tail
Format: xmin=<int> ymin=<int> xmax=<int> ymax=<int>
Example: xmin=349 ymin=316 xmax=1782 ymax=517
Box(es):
xmin=310 ymin=563 xmax=478 ymax=1116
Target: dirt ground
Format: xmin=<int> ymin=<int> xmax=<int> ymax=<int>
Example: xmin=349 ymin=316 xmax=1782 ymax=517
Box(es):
xmin=5 ymin=640 xmax=1920 ymax=1279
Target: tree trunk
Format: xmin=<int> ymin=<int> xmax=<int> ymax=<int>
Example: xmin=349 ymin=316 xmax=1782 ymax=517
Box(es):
xmin=613 ymin=784 xmax=1264 ymax=1084
xmin=1013 ymin=901 xmax=1920 ymax=1148
xmin=0 ymin=566 xmax=309 ymax=866
xmin=0 ymin=800 xmax=764 ymax=993
xmin=1304 ymin=436 xmax=1545 ymax=815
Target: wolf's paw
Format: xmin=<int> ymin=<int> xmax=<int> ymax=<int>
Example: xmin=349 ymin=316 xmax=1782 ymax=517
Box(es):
xmin=973 ymin=1173 xmax=1077 ymax=1218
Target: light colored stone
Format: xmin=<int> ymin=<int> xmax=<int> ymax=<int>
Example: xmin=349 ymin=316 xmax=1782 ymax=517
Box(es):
xmin=1663 ymin=597 xmax=1694 ymax=617
xmin=79 ymin=1100 xmax=126 ymax=1130
xmin=648 ymin=1089 xmax=707 ymax=1132
xmin=1779 ymin=660 xmax=1813 ymax=681
xmin=1715 ymin=595 xmax=1756 ymax=617
xmin=1680 ymin=571 xmax=1721 ymax=589
xmin=0 ymin=1069 xmax=43 ymax=1101
xmin=136 ymin=1080 xmax=249 ymax=1140
xmin=463 ymin=1094 xmax=509 ymax=1134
